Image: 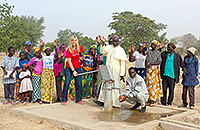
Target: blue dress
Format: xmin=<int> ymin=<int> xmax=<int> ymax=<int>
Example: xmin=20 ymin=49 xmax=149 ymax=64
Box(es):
xmin=182 ymin=56 xmax=199 ymax=86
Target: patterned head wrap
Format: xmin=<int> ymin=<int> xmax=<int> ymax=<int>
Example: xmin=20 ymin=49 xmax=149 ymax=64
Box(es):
xmin=54 ymin=43 xmax=67 ymax=57
xmin=151 ymin=40 xmax=160 ymax=46
xmin=43 ymin=47 xmax=51 ymax=52
xmin=113 ymin=35 xmax=119 ymax=40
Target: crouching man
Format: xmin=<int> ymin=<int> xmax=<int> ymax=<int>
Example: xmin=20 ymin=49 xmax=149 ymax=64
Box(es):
xmin=118 ymin=67 xmax=149 ymax=113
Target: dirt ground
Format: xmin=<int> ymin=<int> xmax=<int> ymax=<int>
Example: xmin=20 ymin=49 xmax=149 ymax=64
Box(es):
xmin=0 ymin=54 xmax=200 ymax=130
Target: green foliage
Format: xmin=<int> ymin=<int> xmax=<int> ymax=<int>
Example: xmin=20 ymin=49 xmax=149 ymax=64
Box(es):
xmin=57 ymin=29 xmax=95 ymax=52
xmin=19 ymin=16 xmax=46 ymax=47
xmin=108 ymin=11 xmax=167 ymax=52
xmin=0 ymin=2 xmax=29 ymax=52
xmin=44 ymin=42 xmax=55 ymax=52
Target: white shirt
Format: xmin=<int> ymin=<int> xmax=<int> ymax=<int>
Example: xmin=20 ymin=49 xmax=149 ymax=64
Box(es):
xmin=133 ymin=51 xmax=146 ymax=68
xmin=42 ymin=55 xmax=54 ymax=70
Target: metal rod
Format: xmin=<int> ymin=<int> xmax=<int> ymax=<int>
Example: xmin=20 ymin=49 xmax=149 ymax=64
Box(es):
xmin=77 ymin=70 xmax=99 ymax=76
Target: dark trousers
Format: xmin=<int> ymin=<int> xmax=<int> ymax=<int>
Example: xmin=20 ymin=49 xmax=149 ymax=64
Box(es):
xmin=161 ymin=76 xmax=175 ymax=105
xmin=4 ymin=83 xmax=15 ymax=101
xmin=62 ymin=67 xmax=82 ymax=102
xmin=182 ymin=86 xmax=195 ymax=106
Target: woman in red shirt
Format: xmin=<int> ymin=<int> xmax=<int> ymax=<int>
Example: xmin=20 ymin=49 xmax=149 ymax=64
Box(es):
xmin=61 ymin=35 xmax=85 ymax=105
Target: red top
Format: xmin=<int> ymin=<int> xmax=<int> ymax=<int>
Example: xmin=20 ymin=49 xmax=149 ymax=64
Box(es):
xmin=66 ymin=45 xmax=84 ymax=68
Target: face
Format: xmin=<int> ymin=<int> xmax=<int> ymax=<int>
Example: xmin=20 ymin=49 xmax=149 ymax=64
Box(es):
xmin=167 ymin=44 xmax=174 ymax=52
xmin=139 ymin=46 xmax=143 ymax=52
xmin=20 ymin=52 xmax=26 ymax=60
xmin=187 ymin=51 xmax=193 ymax=57
xmin=35 ymin=51 xmax=41 ymax=58
xmin=45 ymin=48 xmax=51 ymax=56
xmin=26 ymin=43 xmax=31 ymax=50
xmin=22 ymin=65 xmax=27 ymax=71
xmin=71 ymin=38 xmax=77 ymax=47
xmin=60 ymin=45 xmax=65 ymax=53
xmin=112 ymin=38 xmax=119 ymax=47
xmin=90 ymin=47 xmax=97 ymax=55
xmin=109 ymin=39 xmax=113 ymax=45
xmin=9 ymin=48 xmax=15 ymax=56
xmin=151 ymin=43 xmax=157 ymax=50
xmin=129 ymin=69 xmax=136 ymax=78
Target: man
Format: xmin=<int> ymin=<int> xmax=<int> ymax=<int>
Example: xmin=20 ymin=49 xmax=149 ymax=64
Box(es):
xmin=95 ymin=35 xmax=128 ymax=107
xmin=1 ymin=47 xmax=19 ymax=105
xmin=118 ymin=67 xmax=149 ymax=113
xmin=160 ymin=43 xmax=186 ymax=106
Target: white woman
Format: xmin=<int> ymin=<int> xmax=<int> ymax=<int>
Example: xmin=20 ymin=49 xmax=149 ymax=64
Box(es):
xmin=61 ymin=35 xmax=85 ymax=105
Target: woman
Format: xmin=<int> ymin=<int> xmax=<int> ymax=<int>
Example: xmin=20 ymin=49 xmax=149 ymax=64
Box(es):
xmin=179 ymin=47 xmax=199 ymax=109
xmin=40 ymin=40 xmax=57 ymax=104
xmin=23 ymin=41 xmax=35 ymax=61
xmin=129 ymin=43 xmax=146 ymax=80
xmin=54 ymin=43 xmax=67 ymax=102
xmin=145 ymin=40 xmax=163 ymax=107
xmin=61 ymin=35 xmax=85 ymax=105
xmin=82 ymin=45 xmax=98 ymax=98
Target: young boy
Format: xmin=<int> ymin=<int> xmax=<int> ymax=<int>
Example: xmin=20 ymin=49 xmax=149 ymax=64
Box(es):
xmin=1 ymin=47 xmax=19 ymax=105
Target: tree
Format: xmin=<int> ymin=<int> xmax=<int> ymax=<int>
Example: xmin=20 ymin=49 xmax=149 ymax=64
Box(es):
xmin=176 ymin=33 xmax=198 ymax=56
xmin=56 ymin=29 xmax=95 ymax=51
xmin=108 ymin=11 xmax=167 ymax=51
xmin=19 ymin=16 xmax=46 ymax=47
xmin=0 ymin=2 xmax=29 ymax=52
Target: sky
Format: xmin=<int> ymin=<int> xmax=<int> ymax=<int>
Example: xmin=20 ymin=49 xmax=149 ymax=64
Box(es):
xmin=1 ymin=0 xmax=200 ymax=43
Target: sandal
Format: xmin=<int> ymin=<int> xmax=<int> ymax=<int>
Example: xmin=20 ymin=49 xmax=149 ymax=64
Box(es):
xmin=23 ymin=102 xmax=26 ymax=105
xmin=3 ymin=101 xmax=9 ymax=105
xmin=11 ymin=102 xmax=17 ymax=106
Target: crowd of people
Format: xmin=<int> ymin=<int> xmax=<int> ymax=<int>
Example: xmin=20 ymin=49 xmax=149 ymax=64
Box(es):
xmin=1 ymin=35 xmax=199 ymax=113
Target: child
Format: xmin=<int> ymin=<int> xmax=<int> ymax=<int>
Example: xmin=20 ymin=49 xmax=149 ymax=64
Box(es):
xmin=27 ymin=45 xmax=43 ymax=104
xmin=1 ymin=47 xmax=19 ymax=105
xmin=19 ymin=64 xmax=33 ymax=105
xmin=15 ymin=52 xmax=29 ymax=102
xmin=40 ymin=40 xmax=57 ymax=104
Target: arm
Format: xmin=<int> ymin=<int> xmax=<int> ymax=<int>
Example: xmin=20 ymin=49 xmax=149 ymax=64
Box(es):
xmin=38 ymin=39 xmax=44 ymax=55
xmin=1 ymin=66 xmax=7 ymax=75
xmin=128 ymin=44 xmax=136 ymax=62
xmin=53 ymin=40 xmax=58 ymax=58
xmin=179 ymin=55 xmax=186 ymax=75
xmin=195 ymin=58 xmax=199 ymax=76
xmin=67 ymin=58 xmax=78 ymax=77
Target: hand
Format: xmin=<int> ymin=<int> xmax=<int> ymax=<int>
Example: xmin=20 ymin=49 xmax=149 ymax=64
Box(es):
xmin=129 ymin=44 xmax=135 ymax=54
xmin=146 ymin=63 xmax=152 ymax=69
xmin=80 ymin=56 xmax=85 ymax=61
xmin=160 ymin=43 xmax=165 ymax=49
xmin=96 ymin=36 xmax=101 ymax=45
xmin=9 ymin=73 xmax=13 ymax=78
xmin=53 ymin=40 xmax=57 ymax=47
xmin=73 ymin=71 xmax=78 ymax=77
xmin=100 ymin=36 xmax=106 ymax=43
xmin=40 ymin=39 xmax=44 ymax=47
xmin=118 ymin=95 xmax=127 ymax=102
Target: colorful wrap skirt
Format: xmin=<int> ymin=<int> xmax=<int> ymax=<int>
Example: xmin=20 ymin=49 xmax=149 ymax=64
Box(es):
xmin=146 ymin=65 xmax=163 ymax=102
xmin=41 ymin=68 xmax=55 ymax=103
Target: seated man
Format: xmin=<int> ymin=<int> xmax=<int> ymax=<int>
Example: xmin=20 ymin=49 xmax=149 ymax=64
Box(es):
xmin=118 ymin=67 xmax=149 ymax=113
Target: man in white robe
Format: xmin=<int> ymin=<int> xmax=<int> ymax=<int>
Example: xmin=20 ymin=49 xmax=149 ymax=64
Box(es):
xmin=96 ymin=35 xmax=128 ymax=107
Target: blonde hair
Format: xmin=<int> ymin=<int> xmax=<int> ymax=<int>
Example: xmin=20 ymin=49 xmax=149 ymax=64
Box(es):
xmin=67 ymin=35 xmax=80 ymax=54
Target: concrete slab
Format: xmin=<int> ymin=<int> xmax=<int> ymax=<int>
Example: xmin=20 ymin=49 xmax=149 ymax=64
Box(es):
xmin=12 ymin=98 xmax=196 ymax=130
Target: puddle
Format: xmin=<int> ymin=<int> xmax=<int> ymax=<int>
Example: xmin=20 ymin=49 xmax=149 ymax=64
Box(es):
xmin=98 ymin=108 xmax=183 ymax=125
